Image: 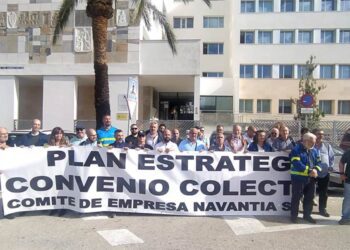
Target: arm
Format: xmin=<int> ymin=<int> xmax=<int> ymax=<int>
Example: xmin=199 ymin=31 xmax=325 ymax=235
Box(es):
xmin=290 ymin=149 xmax=308 ymax=172
xmin=339 ymin=161 xmax=347 ymax=181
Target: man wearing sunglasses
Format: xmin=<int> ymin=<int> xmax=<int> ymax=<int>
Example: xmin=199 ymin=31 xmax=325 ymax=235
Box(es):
xmin=70 ymin=126 xmax=87 ymax=146
xmin=125 ymin=124 xmax=139 ymax=147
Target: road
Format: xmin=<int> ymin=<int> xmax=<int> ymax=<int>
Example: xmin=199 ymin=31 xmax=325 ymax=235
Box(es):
xmin=0 ymin=188 xmax=349 ymax=250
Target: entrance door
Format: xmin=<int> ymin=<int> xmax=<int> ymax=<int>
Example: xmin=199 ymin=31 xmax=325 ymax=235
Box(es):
xmin=159 ymin=92 xmax=194 ymax=120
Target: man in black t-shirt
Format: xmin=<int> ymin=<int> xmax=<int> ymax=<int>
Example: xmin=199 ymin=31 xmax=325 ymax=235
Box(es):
xmin=339 ymin=149 xmax=350 ymax=225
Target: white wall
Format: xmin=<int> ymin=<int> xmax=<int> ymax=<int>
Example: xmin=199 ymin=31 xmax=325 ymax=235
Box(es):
xmin=0 ymin=76 xmax=18 ymax=130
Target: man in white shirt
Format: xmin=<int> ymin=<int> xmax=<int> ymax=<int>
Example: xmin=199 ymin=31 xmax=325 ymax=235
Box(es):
xmin=155 ymin=129 xmax=179 ymax=153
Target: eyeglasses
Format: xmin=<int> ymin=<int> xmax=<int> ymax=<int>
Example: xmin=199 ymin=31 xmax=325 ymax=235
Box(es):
xmin=131 ymin=128 xmax=138 ymax=130
xmin=271 ymin=132 xmax=277 ymax=135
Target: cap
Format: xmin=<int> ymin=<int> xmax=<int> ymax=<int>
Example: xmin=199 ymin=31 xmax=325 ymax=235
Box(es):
xmin=76 ymin=125 xmax=85 ymax=131
xmin=138 ymin=130 xmax=146 ymax=137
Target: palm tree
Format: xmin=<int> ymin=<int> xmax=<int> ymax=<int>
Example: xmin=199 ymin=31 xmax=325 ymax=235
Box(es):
xmin=53 ymin=0 xmax=211 ymax=128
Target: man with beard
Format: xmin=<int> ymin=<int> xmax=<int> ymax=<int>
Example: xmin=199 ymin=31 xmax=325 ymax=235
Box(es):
xmin=97 ymin=115 xmax=117 ymax=146
xmin=125 ymin=124 xmax=138 ymax=147
xmin=155 ymin=129 xmax=179 ymax=153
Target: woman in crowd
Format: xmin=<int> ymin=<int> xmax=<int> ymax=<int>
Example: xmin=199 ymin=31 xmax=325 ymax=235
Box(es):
xmin=248 ymin=130 xmax=274 ymax=152
xmin=47 ymin=127 xmax=70 ymax=147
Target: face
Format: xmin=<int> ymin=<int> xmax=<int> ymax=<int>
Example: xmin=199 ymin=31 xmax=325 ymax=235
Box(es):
xmin=173 ymin=129 xmax=180 ymax=139
xmin=316 ymin=130 xmax=324 ymax=141
xmin=216 ymin=133 xmax=225 ymax=145
xmin=54 ymin=131 xmax=63 ymax=141
xmin=164 ymin=130 xmax=172 ymax=142
xmin=217 ymin=126 xmax=224 ymax=133
xmin=0 ymin=128 xmax=8 ymax=143
xmin=257 ymin=132 xmax=266 ymax=144
xmin=233 ymin=126 xmax=242 ymax=137
xmin=138 ymin=135 xmax=146 ymax=144
xmin=189 ymin=129 xmax=198 ymax=141
xmin=270 ymin=129 xmax=279 ymax=138
xmin=281 ymin=127 xmax=289 ymax=138
xmin=159 ymin=125 xmax=166 ymax=132
xmin=303 ymin=137 xmax=316 ymax=149
xmin=200 ymin=128 xmax=205 ymax=136
xmin=150 ymin=123 xmax=158 ymax=133
xmin=87 ymin=130 xmax=97 ymax=142
xmin=103 ymin=116 xmax=112 ymax=127
xmin=248 ymin=127 xmax=256 ymax=137
xmin=115 ymin=132 xmax=124 ymax=141
xmin=130 ymin=125 xmax=138 ymax=135
xmin=76 ymin=129 xmax=85 ymax=139
xmin=32 ymin=119 xmax=41 ymax=133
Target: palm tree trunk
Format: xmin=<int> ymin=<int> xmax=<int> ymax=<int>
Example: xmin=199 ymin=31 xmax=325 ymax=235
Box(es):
xmin=92 ymin=16 xmax=110 ymax=129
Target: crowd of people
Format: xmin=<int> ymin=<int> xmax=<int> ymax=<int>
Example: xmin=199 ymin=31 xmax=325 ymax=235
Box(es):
xmin=0 ymin=116 xmax=349 ymax=225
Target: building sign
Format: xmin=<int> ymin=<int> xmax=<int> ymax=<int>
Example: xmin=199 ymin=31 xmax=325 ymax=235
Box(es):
xmin=116 ymin=9 xmax=128 ymax=27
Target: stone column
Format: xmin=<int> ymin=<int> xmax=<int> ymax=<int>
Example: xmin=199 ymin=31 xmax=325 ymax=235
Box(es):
xmin=0 ymin=76 xmax=18 ymax=130
xmin=42 ymin=76 xmax=77 ymax=131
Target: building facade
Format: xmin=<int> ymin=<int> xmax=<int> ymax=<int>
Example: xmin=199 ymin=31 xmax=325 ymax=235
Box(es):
xmin=0 ymin=0 xmax=349 ymax=132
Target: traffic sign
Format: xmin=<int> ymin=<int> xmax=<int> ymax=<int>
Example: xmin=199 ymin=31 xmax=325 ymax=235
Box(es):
xmin=301 ymin=108 xmax=314 ymax=114
xmin=300 ymin=94 xmax=314 ymax=108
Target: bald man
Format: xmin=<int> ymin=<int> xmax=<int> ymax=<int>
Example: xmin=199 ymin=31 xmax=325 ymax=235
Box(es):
xmin=19 ymin=119 xmax=48 ymax=146
xmin=0 ymin=127 xmax=9 ymax=150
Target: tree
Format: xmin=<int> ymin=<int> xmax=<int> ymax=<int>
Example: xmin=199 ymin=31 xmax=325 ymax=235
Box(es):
xmin=292 ymin=56 xmax=326 ymax=129
xmin=53 ymin=0 xmax=211 ymax=128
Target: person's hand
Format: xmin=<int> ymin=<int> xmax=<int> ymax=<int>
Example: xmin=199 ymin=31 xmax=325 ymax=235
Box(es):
xmin=157 ymin=148 xmax=163 ymax=153
xmin=107 ymin=145 xmax=113 ymax=149
xmin=309 ymin=169 xmax=318 ymax=178
xmin=328 ymin=167 xmax=334 ymax=172
xmin=144 ymin=148 xmax=150 ymax=152
xmin=165 ymin=148 xmax=170 ymax=153
xmin=123 ymin=147 xmax=129 ymax=151
xmin=209 ymin=150 xmax=214 ymax=153
xmin=340 ymin=174 xmax=348 ymax=181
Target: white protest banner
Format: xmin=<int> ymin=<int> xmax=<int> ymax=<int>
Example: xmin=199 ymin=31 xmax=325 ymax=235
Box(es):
xmin=0 ymin=147 xmax=291 ymax=216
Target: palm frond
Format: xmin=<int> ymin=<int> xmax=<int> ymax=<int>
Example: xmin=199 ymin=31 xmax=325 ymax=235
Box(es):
xmin=53 ymin=0 xmax=77 ymax=44
xmin=145 ymin=1 xmax=177 ymax=54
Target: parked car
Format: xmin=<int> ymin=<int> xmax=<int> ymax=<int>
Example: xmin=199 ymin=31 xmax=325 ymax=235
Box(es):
xmin=329 ymin=145 xmax=344 ymax=186
xmin=6 ymin=130 xmax=77 ymax=147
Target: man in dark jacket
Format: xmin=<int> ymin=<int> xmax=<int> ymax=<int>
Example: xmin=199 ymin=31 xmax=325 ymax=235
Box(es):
xmin=290 ymin=132 xmax=321 ymax=224
xmin=19 ymin=119 xmax=48 ymax=146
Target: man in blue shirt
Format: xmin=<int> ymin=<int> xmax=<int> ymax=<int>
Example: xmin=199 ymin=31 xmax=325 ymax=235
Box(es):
xmin=179 ymin=127 xmax=206 ymax=152
xmin=97 ymin=115 xmax=117 ymax=146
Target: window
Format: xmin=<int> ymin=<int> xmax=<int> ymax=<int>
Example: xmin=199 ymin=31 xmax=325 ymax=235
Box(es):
xmin=281 ymin=0 xmax=294 ymax=12
xmin=203 ymin=43 xmax=224 ymax=54
xmin=340 ymin=30 xmax=350 ymax=43
xmin=341 ymin=0 xmax=350 ymax=11
xmin=339 ymin=65 xmax=350 ymax=79
xmin=258 ymin=31 xmax=273 ymax=44
xmin=241 ymin=0 xmax=255 ymax=12
xmin=321 ymin=30 xmax=335 ymax=43
xmin=299 ymin=0 xmax=314 ymax=11
xmin=298 ymin=30 xmax=313 ymax=43
xmin=240 ymin=31 xmax=255 ymax=44
xmin=203 ymin=17 xmax=224 ymax=28
xmin=280 ymin=31 xmax=294 ymax=44
xmin=297 ymin=65 xmax=308 ymax=78
xmin=279 ymin=100 xmax=292 ymax=114
xmin=258 ymin=65 xmax=272 ymax=78
xmin=280 ymin=65 xmax=294 ymax=78
xmin=259 ymin=0 xmax=273 ymax=12
xmin=320 ymin=65 xmax=334 ymax=79
xmin=319 ymin=100 xmax=332 ymax=114
xmin=202 ymin=72 xmax=224 ymax=77
xmin=257 ymin=99 xmax=271 ymax=113
xmin=322 ymin=0 xmax=336 ymax=11
xmin=338 ymin=101 xmax=350 ymax=114
xmin=239 ymin=99 xmax=253 ymax=113
xmin=173 ymin=17 xmax=194 ymax=29
xmin=200 ymin=96 xmax=233 ymax=113
xmin=240 ymin=65 xmax=254 ymax=78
